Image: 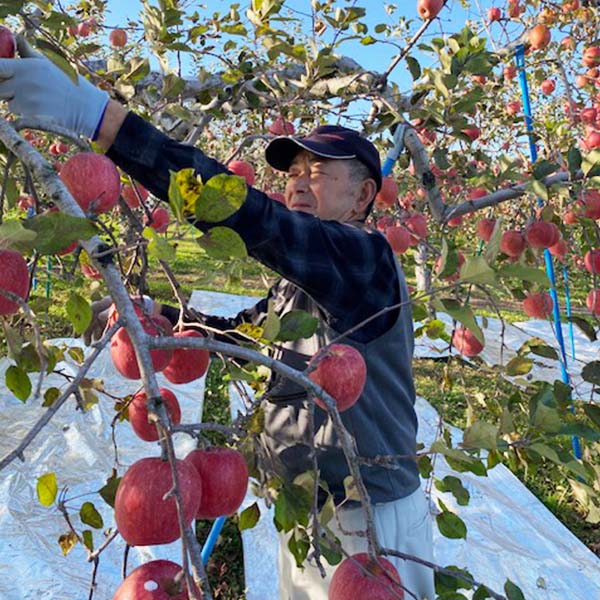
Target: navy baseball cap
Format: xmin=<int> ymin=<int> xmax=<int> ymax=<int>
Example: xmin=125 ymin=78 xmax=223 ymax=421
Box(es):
xmin=265 ymin=125 xmax=382 ymax=191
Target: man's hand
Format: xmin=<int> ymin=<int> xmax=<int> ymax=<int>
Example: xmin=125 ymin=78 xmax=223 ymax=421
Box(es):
xmin=0 ymin=36 xmax=109 ymax=139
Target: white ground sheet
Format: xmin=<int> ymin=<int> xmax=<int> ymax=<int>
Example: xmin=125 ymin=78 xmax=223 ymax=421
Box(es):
xmin=0 ymin=289 xmax=597 ymax=599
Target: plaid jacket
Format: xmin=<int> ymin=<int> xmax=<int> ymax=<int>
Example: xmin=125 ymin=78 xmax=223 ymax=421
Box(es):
xmin=107 ymin=112 xmax=401 ymax=342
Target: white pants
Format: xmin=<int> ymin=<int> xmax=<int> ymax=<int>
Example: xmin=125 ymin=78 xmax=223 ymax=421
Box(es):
xmin=278 ymin=487 xmax=435 ymax=600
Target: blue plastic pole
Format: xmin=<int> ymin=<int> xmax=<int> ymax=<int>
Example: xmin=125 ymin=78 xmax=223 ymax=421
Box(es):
xmin=515 ymin=46 xmax=581 ymax=459
xmin=201 ymin=515 xmax=226 ymax=565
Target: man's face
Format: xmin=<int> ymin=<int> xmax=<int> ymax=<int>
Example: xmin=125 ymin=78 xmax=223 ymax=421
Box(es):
xmin=284 ymin=150 xmax=364 ymax=222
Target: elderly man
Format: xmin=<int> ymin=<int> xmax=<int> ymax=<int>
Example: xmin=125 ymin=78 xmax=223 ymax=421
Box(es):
xmin=0 ymin=38 xmax=434 ymax=599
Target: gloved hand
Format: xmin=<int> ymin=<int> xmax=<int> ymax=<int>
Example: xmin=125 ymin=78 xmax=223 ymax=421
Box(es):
xmin=0 ymin=35 xmax=109 ymax=139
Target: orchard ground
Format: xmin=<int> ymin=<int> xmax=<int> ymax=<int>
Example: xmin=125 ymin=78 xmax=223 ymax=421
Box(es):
xmin=15 ymin=234 xmax=599 ymax=599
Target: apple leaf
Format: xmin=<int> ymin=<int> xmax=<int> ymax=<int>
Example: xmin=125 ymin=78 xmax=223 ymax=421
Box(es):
xmin=21 ymin=212 xmax=96 ymax=255
xmin=123 ymin=56 xmax=150 ymax=83
xmin=37 ymin=472 xmax=58 ymax=507
xmin=98 ymin=472 xmax=121 ymax=508
xmin=287 ymin=528 xmax=310 ymax=568
xmin=42 ymin=387 xmax=60 ymax=408
xmin=0 ymin=219 xmax=37 ymax=250
xmin=277 ymin=310 xmax=319 ymax=342
xmin=274 ymin=484 xmax=311 ymax=532
xmin=581 ymin=361 xmax=600 ymax=385
xmin=343 ymin=475 xmax=361 ymax=502
xmin=583 ymin=403 xmax=600 ymax=428
xmin=533 ymin=403 xmax=562 ymax=433
xmin=195 ymin=173 xmax=247 ymax=222
xmin=582 ymin=150 xmax=600 ymax=177
xmin=172 ymin=168 xmax=202 ymax=218
xmin=239 ymin=502 xmax=260 ymax=531
xmin=505 ymin=356 xmax=533 ymax=376
xmin=484 ymin=216 xmax=503 ymax=264
xmin=196 ymin=227 xmax=247 ymax=259
xmin=435 ymin=564 xmax=473 ymax=593
xmin=462 ymin=421 xmax=498 ymax=451
xmin=567 ymin=146 xmax=582 ymax=176
xmin=436 ymin=500 xmax=467 ymax=539
xmin=459 ymin=256 xmax=496 ymax=286
xmin=262 ymin=299 xmax=281 ymax=341
xmin=79 ymin=501 xmax=103 ymax=529
xmin=406 ymin=55 xmax=421 ymax=80
xmin=5 ymin=365 xmax=31 ymax=402
xmin=432 ymin=297 xmax=483 ymax=345
xmin=82 ymin=530 xmax=94 ymax=552
xmin=437 ymin=237 xmax=458 ymax=280
xmin=434 ymin=475 xmax=470 ymax=506
xmin=504 ymin=580 xmax=526 ymax=600
xmin=66 ymin=292 xmax=92 ymax=335
xmin=58 ymin=532 xmax=78 ymax=557
xmin=497 ymin=264 xmax=549 ymax=286
xmin=567 ymin=316 xmax=597 ymax=342
xmin=473 ymin=585 xmax=494 ymax=599
xmin=162 ymin=73 xmax=186 ymax=99
xmin=417 ymin=454 xmax=433 ymax=479
xmin=533 ymin=160 xmax=559 ymax=180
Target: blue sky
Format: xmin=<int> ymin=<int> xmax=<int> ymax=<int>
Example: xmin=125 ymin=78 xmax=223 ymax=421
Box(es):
xmin=100 ymin=1 xmax=524 ymax=95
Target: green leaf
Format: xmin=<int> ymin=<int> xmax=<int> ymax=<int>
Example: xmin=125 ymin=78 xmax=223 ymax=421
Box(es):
xmin=196 ymin=227 xmax=247 ymax=259
xmin=533 ymin=160 xmax=559 ymax=180
xmin=527 ymin=342 xmax=558 ymax=360
xmin=436 ymin=504 xmax=467 ymax=539
xmin=529 ymin=442 xmax=560 ymax=464
xmin=98 ymin=473 xmax=121 ymax=508
xmin=582 ymin=150 xmax=600 ymax=177
xmin=6 ymin=365 xmax=31 ymax=402
xmin=274 ymin=484 xmax=311 ymax=532
xmin=124 ymin=57 xmax=150 ymax=83
xmin=505 ymin=356 xmax=533 ymax=376
xmin=79 ymin=501 xmax=103 ymax=529
xmin=239 ymin=502 xmax=260 ymax=531
xmin=162 ymin=73 xmax=186 ymax=99
xmin=42 ymin=387 xmax=60 ymax=407
xmin=497 ymin=264 xmax=549 ymax=286
xmin=277 ymin=310 xmax=319 ymax=342
xmin=435 ymin=475 xmax=470 ymax=506
xmin=459 ymin=256 xmax=496 ymax=286
xmin=528 ymin=179 xmax=548 ymax=202
xmin=82 ymin=530 xmax=94 ymax=552
xmin=484 ymin=217 xmax=503 ymax=264
xmin=168 ymin=169 xmax=185 ymax=222
xmin=582 ymin=361 xmax=600 ymax=385
xmin=504 ymin=580 xmax=525 ymax=600
xmin=142 ymin=227 xmax=176 ymax=261
xmin=37 ymin=473 xmax=58 ymax=506
xmin=432 ymin=297 xmax=483 ymax=345
xmin=412 ymin=302 xmax=428 ymax=323
xmin=196 ymin=173 xmax=247 ymax=222
xmin=583 ymin=403 xmax=600 ymax=428
xmin=462 ymin=421 xmax=498 ymax=451
xmin=567 ymin=316 xmax=597 ymax=342
xmin=58 ymin=531 xmax=78 ymax=556
xmin=425 ymin=319 xmax=446 ymax=339
xmin=262 ymin=299 xmax=280 ymax=341
xmin=533 ymin=403 xmax=562 ymax=433
xmin=343 ymin=475 xmax=361 ymax=502
xmin=567 ymin=146 xmax=582 ymax=176
xmin=66 ymin=293 xmax=92 ymax=335
xmin=22 ymin=212 xmax=96 ymax=255
xmin=417 ymin=454 xmax=433 ymax=479
xmin=406 ymin=56 xmax=421 ymax=80
xmin=287 ymin=528 xmax=310 ymax=568
xmin=0 ymin=219 xmax=37 ymax=250
xmin=437 ymin=237 xmax=459 ymax=280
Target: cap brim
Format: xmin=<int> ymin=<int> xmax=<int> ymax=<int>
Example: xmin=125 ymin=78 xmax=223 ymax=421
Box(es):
xmin=265 ymin=136 xmax=356 ymax=172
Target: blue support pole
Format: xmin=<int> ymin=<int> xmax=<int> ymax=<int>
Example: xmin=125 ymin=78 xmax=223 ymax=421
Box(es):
xmin=515 ymin=46 xmax=581 ymax=459
xmin=201 ymin=516 xmax=226 ymax=565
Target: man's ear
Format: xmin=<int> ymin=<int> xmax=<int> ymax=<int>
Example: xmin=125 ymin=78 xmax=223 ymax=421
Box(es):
xmin=357 ymin=178 xmax=378 ymax=213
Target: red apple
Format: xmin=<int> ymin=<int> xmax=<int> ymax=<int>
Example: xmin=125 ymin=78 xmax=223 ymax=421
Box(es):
xmin=541 ymin=79 xmax=555 ymax=95
xmin=403 ymin=213 xmax=428 ymax=245
xmin=329 ymin=553 xmax=404 ymax=600
xmin=504 ymin=65 xmax=517 ymax=80
xmin=0 ymin=249 xmax=29 ymax=315
xmin=144 ymin=206 xmax=170 ymax=233
xmin=500 ymin=230 xmax=526 ymax=257
xmin=488 ymin=7 xmax=501 ymax=21
xmin=122 ymin=182 xmax=149 ymax=208
xmin=113 ymin=559 xmax=201 ymax=599
xmin=77 ymin=22 xmax=91 ymax=37
xmin=477 ymin=218 xmax=496 ymax=242
xmin=129 ymin=388 xmax=181 ymax=442
xmin=529 ymin=24 xmax=551 ymax=51
xmin=163 ymin=330 xmax=210 ymax=384
xmin=114 ymin=457 xmax=201 ymax=546
xmin=584 ymin=130 xmax=600 ymax=150
xmin=523 ymin=292 xmax=553 ymax=319
xmin=506 ymin=101 xmax=521 ymax=116
xmin=60 ymin=152 xmax=121 ymax=214
xmin=110 ymin=315 xmax=174 ymax=380
xmin=525 ymin=221 xmax=560 ymax=249
xmin=462 ymin=127 xmax=480 ymax=141
xmin=17 ymin=195 xmax=34 ymax=211
xmin=375 ymin=176 xmax=398 ymax=209
xmin=185 ymin=447 xmax=248 ymax=519
xmin=584 ymin=248 xmax=600 ymax=273
xmin=549 ymin=238 xmax=568 ymax=261
xmin=583 ymin=46 xmax=600 ymax=68
xmin=385 ymin=226 xmax=412 ymax=254
xmin=452 ymin=325 xmax=484 ymax=357
xmin=308 ymin=344 xmax=367 ymax=412
xmin=268 ymin=116 xmax=295 ymax=136
xmin=580 ymin=107 xmax=598 ymax=124
xmin=227 ymin=160 xmax=255 ymax=186
xmin=586 ymin=289 xmax=600 ymax=316
xmin=81 ymin=262 xmax=102 ymax=280
xmin=0 ymin=25 xmax=16 ymax=58
xmin=417 ymin=0 xmax=444 ymax=20
xmin=109 ymin=28 xmax=128 ymax=47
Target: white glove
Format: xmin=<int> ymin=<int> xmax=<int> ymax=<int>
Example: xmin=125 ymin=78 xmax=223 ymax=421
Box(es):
xmin=0 ymin=36 xmax=109 ymax=139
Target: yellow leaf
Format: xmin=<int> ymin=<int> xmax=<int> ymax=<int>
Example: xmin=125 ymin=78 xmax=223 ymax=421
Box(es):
xmin=37 ymin=472 xmax=57 ymax=506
